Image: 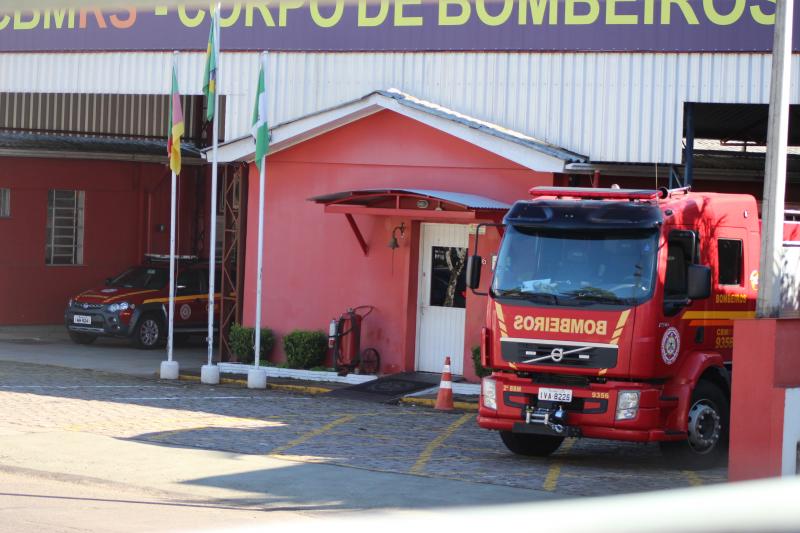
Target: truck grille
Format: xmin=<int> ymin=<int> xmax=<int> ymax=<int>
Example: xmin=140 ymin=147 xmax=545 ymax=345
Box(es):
xmin=501 ymin=338 xmax=618 ymax=369
xmin=72 ymin=302 xmax=104 ymax=310
xmin=531 ymin=373 xmax=591 ymax=388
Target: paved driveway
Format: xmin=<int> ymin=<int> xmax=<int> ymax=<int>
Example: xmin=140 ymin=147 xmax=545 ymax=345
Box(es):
xmin=0 ymin=361 xmax=727 ymax=498
xmin=0 ymin=325 xmax=208 ymax=376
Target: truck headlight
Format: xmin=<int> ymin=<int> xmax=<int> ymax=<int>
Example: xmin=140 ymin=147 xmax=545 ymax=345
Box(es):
xmin=616 ymin=390 xmax=640 ymax=420
xmin=482 ymin=377 xmax=497 ymax=410
xmin=108 ymin=302 xmax=130 ymax=313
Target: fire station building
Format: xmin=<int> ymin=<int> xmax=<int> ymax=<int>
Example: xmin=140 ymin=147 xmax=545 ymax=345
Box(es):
xmin=1 ymin=2 xmax=799 ymax=379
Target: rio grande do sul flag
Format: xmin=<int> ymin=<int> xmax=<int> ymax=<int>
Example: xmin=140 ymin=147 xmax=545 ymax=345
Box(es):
xmin=202 ymin=19 xmax=217 ymax=122
xmin=167 ymin=66 xmax=184 ymax=175
xmin=251 ymin=59 xmax=270 ymax=172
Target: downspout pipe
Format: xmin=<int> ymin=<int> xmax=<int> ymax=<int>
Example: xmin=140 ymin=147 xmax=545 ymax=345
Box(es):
xmin=684 ymin=102 xmax=695 ymax=188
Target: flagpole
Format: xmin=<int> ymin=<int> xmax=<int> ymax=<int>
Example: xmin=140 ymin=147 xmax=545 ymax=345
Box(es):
xmin=160 ymin=51 xmax=181 ymax=381
xmin=202 ymin=3 xmax=222 ymax=385
xmin=254 ymin=51 xmax=268 ymax=369
xmin=168 ymin=58 xmax=178 ymax=365
xmin=247 ymin=51 xmax=269 ymax=390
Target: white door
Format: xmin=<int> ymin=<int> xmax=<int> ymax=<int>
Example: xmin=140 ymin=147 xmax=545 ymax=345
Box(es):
xmin=416 ymin=223 xmax=469 ymax=375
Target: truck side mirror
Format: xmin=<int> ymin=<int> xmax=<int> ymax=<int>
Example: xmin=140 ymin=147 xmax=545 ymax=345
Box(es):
xmin=687 ymin=264 xmax=711 ymax=300
xmin=466 ymin=255 xmax=482 ymax=290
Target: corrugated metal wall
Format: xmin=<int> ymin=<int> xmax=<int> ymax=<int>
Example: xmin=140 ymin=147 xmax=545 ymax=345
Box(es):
xmin=0 ymin=51 xmax=796 ymax=164
xmin=0 ymin=92 xmax=204 ymax=140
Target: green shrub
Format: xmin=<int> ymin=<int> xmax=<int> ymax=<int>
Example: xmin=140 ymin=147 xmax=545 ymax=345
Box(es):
xmin=472 ymin=345 xmax=490 ymax=378
xmin=229 ymin=323 xmax=274 ymax=365
xmin=283 ymin=330 xmax=328 ymax=369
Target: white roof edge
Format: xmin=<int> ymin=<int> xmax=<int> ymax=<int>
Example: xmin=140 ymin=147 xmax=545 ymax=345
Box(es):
xmin=208 ymin=90 xmax=585 ymax=172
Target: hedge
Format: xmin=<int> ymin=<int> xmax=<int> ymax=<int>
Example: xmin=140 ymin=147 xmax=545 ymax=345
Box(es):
xmin=283 ymin=330 xmax=328 ymax=369
xmin=229 ymin=323 xmax=274 ymax=365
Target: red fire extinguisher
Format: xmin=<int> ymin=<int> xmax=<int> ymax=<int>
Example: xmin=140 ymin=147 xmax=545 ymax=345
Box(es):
xmin=328 ymin=306 xmax=378 ymax=376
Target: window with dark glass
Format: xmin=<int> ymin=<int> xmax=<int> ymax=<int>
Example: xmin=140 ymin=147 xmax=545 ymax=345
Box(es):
xmin=0 ymin=188 xmax=9 ymax=217
xmin=177 ymin=269 xmax=205 ymax=295
xmin=718 ymin=239 xmax=743 ymax=286
xmin=430 ymin=246 xmax=467 ymax=308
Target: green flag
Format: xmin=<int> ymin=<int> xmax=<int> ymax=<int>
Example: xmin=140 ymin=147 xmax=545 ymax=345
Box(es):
xmin=202 ymin=21 xmax=217 ymax=122
xmin=251 ymin=61 xmax=270 ymax=171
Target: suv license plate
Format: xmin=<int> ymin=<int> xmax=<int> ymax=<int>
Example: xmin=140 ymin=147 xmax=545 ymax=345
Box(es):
xmin=538 ymin=387 xmax=573 ymax=402
xmin=73 ymin=315 xmax=92 ymax=325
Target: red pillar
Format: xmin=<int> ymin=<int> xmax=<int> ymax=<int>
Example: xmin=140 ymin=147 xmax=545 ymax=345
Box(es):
xmin=729 ymin=318 xmax=800 ymax=481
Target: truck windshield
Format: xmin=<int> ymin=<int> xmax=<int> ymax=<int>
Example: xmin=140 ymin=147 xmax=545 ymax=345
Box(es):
xmin=492 ymin=226 xmax=659 ymax=307
xmin=108 ymin=267 xmax=168 ymax=290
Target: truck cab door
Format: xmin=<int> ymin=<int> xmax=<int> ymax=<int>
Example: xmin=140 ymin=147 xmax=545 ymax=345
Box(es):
xmin=709 ymin=228 xmax=751 ymax=361
xmin=658 ymin=230 xmax=709 ymax=368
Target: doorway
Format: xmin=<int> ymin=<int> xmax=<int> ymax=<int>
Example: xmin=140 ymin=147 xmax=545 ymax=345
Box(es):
xmin=415 ymin=223 xmax=469 ymax=374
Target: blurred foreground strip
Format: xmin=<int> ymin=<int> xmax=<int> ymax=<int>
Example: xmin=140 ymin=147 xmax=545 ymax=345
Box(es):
xmin=205 ymin=476 xmax=800 ymax=533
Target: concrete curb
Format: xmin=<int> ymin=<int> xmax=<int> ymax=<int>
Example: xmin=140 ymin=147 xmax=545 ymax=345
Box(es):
xmin=177 ymin=374 xmax=333 ymax=395
xmin=399 ymin=396 xmax=479 ymax=412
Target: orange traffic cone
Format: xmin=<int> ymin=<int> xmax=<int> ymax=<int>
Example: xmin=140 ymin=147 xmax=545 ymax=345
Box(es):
xmin=435 ymin=356 xmax=454 ymax=411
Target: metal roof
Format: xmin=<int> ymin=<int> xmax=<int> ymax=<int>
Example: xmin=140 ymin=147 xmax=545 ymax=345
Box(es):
xmin=211 ymin=89 xmax=587 ymax=168
xmin=310 ymin=189 xmax=511 ymax=211
xmin=375 ymin=90 xmax=587 ymax=163
xmin=0 ymin=130 xmax=202 ymax=162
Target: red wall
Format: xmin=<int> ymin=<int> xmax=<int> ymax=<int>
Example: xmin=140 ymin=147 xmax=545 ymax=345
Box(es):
xmin=242 ymin=110 xmax=553 ymax=378
xmin=0 ymin=157 xmax=199 ymax=325
xmin=729 ymin=318 xmax=800 ymax=480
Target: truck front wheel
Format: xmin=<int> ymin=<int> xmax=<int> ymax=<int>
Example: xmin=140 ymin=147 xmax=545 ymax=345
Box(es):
xmin=660 ymin=380 xmax=729 ymax=470
xmin=500 ymin=431 xmax=564 ymax=457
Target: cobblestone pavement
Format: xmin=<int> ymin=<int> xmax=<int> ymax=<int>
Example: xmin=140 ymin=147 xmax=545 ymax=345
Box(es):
xmin=0 ymin=362 xmax=727 ymax=497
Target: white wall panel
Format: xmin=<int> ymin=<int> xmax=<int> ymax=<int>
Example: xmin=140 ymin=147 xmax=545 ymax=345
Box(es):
xmin=1 ymin=51 xmax=798 ymax=164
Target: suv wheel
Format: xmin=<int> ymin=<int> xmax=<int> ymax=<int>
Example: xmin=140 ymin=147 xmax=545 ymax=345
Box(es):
xmin=133 ymin=314 xmax=163 ymax=350
xmin=68 ymin=331 xmax=97 ymax=345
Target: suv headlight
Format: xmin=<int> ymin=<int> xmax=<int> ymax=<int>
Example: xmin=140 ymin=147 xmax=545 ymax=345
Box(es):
xmin=482 ymin=377 xmax=497 ymax=410
xmin=616 ymin=390 xmax=640 ymax=420
xmin=108 ymin=302 xmax=130 ymax=313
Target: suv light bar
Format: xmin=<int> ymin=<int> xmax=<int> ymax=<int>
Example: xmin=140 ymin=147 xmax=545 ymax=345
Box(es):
xmin=529 ymin=186 xmax=660 ymax=201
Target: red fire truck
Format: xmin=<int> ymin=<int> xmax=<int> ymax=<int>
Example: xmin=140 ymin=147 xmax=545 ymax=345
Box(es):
xmin=467 ymin=186 xmax=797 ymax=469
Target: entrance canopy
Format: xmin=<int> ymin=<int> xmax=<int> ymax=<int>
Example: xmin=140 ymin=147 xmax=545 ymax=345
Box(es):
xmin=310 ymin=188 xmax=510 ymax=256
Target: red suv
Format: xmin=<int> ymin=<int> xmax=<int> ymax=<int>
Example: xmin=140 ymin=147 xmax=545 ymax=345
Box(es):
xmin=64 ymin=261 xmax=218 ymax=349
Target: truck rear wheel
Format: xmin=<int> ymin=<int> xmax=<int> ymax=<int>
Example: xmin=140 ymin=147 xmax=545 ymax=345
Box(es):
xmin=500 ymin=431 xmax=564 ymax=457
xmin=660 ymin=380 xmax=729 ymax=470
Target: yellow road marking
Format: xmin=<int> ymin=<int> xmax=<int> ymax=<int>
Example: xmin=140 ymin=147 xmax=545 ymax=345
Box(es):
xmin=683 ymin=470 xmax=703 ymax=487
xmin=542 ymin=438 xmax=576 ymax=492
xmin=410 ymin=413 xmax=473 ymax=474
xmin=270 ymin=415 xmax=356 ymax=455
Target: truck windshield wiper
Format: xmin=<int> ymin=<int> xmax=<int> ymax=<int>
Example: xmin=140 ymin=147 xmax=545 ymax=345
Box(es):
xmin=496 ymin=288 xmax=560 ymax=305
xmin=562 ymin=287 xmax=625 ymax=304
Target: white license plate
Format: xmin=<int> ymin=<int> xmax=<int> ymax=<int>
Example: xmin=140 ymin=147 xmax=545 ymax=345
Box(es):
xmin=538 ymin=387 xmax=573 ymax=402
xmin=73 ymin=315 xmax=92 ymax=325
